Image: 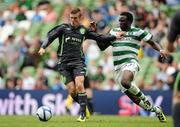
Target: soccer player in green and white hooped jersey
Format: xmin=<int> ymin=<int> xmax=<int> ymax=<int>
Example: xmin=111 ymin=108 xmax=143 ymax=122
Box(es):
xmin=109 ymin=12 xmax=168 ymax=122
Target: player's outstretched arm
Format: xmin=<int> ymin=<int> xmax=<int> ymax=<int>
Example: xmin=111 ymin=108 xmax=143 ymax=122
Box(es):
xmin=146 ymin=39 xmax=169 ymax=60
xmin=38 ymin=24 xmax=65 ymax=55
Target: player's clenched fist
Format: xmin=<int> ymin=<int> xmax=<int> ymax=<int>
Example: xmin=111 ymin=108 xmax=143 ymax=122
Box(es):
xmin=38 ymin=48 xmax=45 ymax=55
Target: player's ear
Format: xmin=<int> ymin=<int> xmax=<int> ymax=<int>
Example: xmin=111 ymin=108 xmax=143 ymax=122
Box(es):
xmin=78 ymin=11 xmax=82 ymax=19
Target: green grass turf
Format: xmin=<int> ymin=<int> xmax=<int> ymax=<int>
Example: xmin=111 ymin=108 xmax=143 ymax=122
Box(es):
xmin=0 ymin=115 xmax=173 ymax=127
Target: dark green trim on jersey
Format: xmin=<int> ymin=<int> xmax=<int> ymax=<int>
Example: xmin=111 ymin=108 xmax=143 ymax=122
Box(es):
xmin=139 ymin=31 xmax=148 ymax=40
xmin=114 ymin=58 xmax=138 ymax=66
xmin=123 ymin=35 xmax=140 ymax=41
xmin=112 ymin=42 xmax=140 ymax=49
xmin=83 ymin=66 xmax=88 ymax=76
xmin=113 ymin=50 xmax=138 ymax=56
xmin=60 ymin=34 xmax=64 ymax=55
xmin=129 ymin=27 xmax=141 ymax=32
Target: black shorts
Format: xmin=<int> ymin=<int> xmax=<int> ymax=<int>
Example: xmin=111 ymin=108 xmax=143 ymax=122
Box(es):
xmin=58 ymin=62 xmax=87 ymax=84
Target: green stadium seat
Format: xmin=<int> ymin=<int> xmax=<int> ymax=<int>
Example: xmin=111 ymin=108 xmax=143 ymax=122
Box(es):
xmin=47 ymin=71 xmax=59 ymax=87
xmin=27 ymin=22 xmax=43 ymax=37
xmin=138 ymin=57 xmax=152 ymax=77
xmin=40 ymin=22 xmax=56 ymax=39
xmin=22 ymin=66 xmax=36 ymax=76
xmin=172 ymin=52 xmax=180 ymax=62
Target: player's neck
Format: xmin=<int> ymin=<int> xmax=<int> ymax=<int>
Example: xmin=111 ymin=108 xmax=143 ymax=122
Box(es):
xmin=71 ymin=23 xmax=81 ymax=29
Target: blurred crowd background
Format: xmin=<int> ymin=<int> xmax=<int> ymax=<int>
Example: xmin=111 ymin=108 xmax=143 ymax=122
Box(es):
xmin=0 ymin=0 xmax=179 ymax=91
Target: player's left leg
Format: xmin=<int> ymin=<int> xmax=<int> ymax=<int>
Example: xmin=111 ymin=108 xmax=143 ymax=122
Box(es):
xmin=68 ymin=92 xmax=90 ymax=119
xmin=124 ymin=72 xmax=166 ymax=122
xmin=84 ymin=76 xmax=93 ymax=116
xmin=116 ymin=62 xmax=166 ymax=122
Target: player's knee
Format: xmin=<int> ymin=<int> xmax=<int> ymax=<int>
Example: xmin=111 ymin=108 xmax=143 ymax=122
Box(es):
xmin=68 ymin=88 xmax=76 ymax=95
xmin=70 ymin=90 xmax=76 ymax=97
xmin=121 ymin=71 xmax=134 ymax=89
xmin=67 ymin=82 xmax=76 ymax=95
xmin=76 ymin=84 xmax=85 ymax=92
xmin=121 ymin=79 xmax=131 ymax=89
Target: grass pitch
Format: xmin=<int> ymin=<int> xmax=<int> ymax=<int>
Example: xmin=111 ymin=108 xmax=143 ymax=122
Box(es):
xmin=0 ymin=115 xmax=173 ymax=127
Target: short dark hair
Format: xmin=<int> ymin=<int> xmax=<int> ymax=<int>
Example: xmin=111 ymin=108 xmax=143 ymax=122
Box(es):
xmin=70 ymin=8 xmax=81 ymax=14
xmin=120 ymin=12 xmax=133 ymax=23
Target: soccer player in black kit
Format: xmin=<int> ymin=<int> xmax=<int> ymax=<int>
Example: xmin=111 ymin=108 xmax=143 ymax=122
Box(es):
xmin=38 ymin=8 xmax=121 ymax=122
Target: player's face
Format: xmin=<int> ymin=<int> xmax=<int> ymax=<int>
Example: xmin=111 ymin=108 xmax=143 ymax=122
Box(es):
xmin=119 ymin=16 xmax=129 ymax=31
xmin=70 ymin=13 xmax=81 ymax=27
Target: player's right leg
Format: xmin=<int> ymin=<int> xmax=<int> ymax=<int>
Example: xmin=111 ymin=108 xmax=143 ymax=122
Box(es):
xmin=59 ymin=65 xmax=83 ymax=120
xmin=75 ymin=75 xmax=87 ymax=122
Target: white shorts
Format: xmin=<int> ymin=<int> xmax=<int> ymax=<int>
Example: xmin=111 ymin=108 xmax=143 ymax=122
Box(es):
xmin=114 ymin=60 xmax=140 ymax=93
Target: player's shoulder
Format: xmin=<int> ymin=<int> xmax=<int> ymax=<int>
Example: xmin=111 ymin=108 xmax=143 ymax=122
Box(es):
xmin=129 ymin=26 xmax=148 ymax=37
xmin=48 ymin=23 xmax=66 ymax=32
xmin=130 ymin=26 xmax=142 ymax=32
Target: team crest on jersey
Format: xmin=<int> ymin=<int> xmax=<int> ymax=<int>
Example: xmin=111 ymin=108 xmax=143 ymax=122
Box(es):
xmin=80 ymin=28 xmax=85 ymax=34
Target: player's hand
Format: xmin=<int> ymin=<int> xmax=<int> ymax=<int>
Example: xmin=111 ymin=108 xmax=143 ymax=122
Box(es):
xmin=89 ymin=21 xmax=97 ymax=32
xmin=38 ymin=48 xmax=45 ymax=55
xmin=116 ymin=31 xmax=126 ymax=40
xmin=160 ymin=49 xmax=169 ymax=61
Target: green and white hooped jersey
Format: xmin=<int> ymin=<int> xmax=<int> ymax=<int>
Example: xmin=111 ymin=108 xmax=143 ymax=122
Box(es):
xmin=109 ymin=27 xmax=152 ymax=70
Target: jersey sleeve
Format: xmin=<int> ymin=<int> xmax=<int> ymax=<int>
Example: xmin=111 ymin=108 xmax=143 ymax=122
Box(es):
xmin=41 ymin=24 xmax=65 ymax=49
xmin=85 ymin=29 xmax=116 ymax=51
xmin=138 ymin=29 xmax=153 ymax=41
xmin=85 ymin=29 xmax=116 ymax=43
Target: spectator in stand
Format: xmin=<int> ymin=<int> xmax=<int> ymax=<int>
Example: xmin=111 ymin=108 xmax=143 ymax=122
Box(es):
xmin=51 ymin=76 xmax=65 ymax=91
xmin=15 ymin=7 xmax=27 ymax=21
xmin=43 ymin=4 xmax=57 ymax=23
xmin=91 ymin=9 xmax=108 ymax=34
xmin=15 ymin=77 xmax=23 ymax=90
xmin=18 ymin=0 xmax=32 ymax=10
xmin=27 ymin=34 xmax=42 ymax=67
xmin=0 ymin=11 xmax=5 ymax=27
xmin=34 ymin=77 xmax=48 ymax=90
xmin=5 ymin=78 xmax=15 ymax=89
xmin=21 ymin=68 xmax=36 ymax=90
xmin=103 ymin=78 xmax=119 ymax=91
xmin=0 ymin=18 xmax=15 ymax=43
xmin=61 ymin=3 xmax=73 ymax=23
xmin=31 ymin=7 xmax=43 ymax=23
xmin=4 ymin=35 xmax=20 ymax=72
xmin=152 ymin=73 xmax=170 ymax=91
xmin=6 ymin=67 xmax=18 ymax=85
xmin=15 ymin=29 xmax=31 ymax=55
xmin=91 ymin=65 xmax=106 ymax=90
xmin=44 ymin=51 xmax=58 ymax=71
xmin=36 ymin=68 xmax=49 ymax=87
